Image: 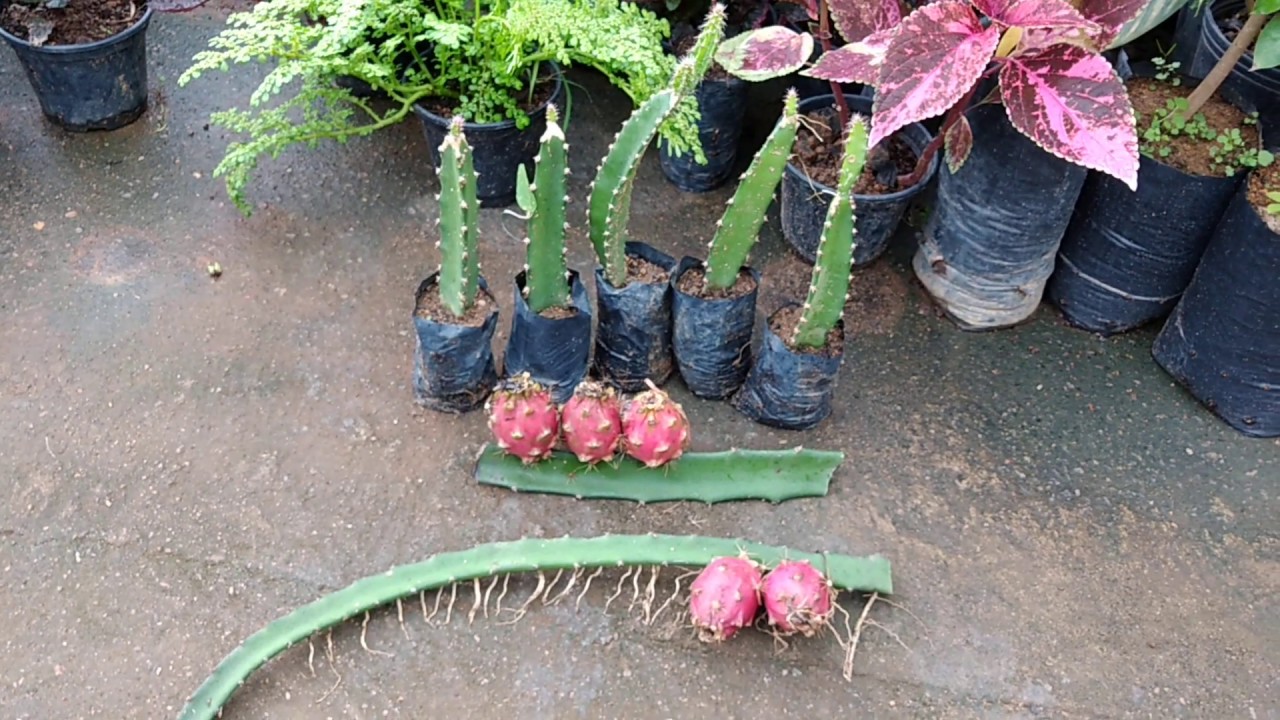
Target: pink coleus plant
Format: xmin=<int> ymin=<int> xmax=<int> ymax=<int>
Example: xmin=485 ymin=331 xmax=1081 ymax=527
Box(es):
xmin=715 ymin=0 xmax=1145 ymax=190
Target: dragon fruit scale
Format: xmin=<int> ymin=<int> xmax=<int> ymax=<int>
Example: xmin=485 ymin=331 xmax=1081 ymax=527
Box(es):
xmin=486 ymin=373 xmax=560 ymax=464
xmin=689 ymin=556 xmax=763 ymax=643
xmin=560 ymin=381 xmax=622 ymax=464
xmin=761 ymin=560 xmax=834 ymax=637
xmin=621 ymin=380 xmax=691 ymax=468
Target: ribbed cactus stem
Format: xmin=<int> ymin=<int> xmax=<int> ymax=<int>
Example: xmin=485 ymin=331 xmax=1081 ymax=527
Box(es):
xmin=703 ymin=89 xmax=801 ymax=291
xmin=437 ymin=116 xmax=480 ymax=318
xmin=521 ymin=104 xmax=570 ymax=313
xmin=792 ymin=117 xmax=869 ymax=349
xmin=671 ymin=3 xmax=727 ymax=97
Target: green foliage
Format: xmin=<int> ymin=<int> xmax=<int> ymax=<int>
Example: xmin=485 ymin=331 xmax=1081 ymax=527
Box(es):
xmin=703 ymin=89 xmax=800 ymax=291
xmin=1266 ymin=190 xmax=1280 ymax=216
xmin=520 ymin=105 xmax=571 ymax=313
xmin=179 ymin=0 xmax=694 ymax=213
xmin=437 ymin=117 xmax=480 ymax=318
xmin=792 ymin=117 xmax=868 ymax=350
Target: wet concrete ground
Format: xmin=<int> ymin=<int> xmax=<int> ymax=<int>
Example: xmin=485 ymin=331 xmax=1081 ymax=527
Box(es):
xmin=1 ymin=8 xmax=1277 ymax=720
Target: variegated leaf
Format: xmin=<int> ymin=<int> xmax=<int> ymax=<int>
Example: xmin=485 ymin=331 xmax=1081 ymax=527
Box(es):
xmin=1070 ymin=0 xmax=1149 ymax=46
xmin=999 ymin=45 xmax=1138 ymax=189
xmin=802 ymin=27 xmax=896 ymax=85
xmin=827 ymin=0 xmax=903 ymax=42
xmin=943 ymin=115 xmax=973 ymax=173
xmin=973 ymin=0 xmax=1102 ymax=36
xmin=868 ymin=1 xmax=1000 ymax=149
xmin=715 ymin=26 xmax=814 ymax=82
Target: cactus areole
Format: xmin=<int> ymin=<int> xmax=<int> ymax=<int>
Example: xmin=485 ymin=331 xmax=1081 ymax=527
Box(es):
xmin=486 ymin=373 xmax=561 ymax=463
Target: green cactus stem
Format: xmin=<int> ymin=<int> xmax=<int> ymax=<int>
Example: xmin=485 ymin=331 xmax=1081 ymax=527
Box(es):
xmin=475 ymin=444 xmax=842 ymax=503
xmin=703 ymin=89 xmax=801 ymax=291
xmin=177 ymin=533 xmax=892 ymax=720
xmin=792 ymin=116 xmax=869 ymax=349
xmin=436 ymin=116 xmax=481 ymax=318
xmin=518 ymin=104 xmax=571 ymax=314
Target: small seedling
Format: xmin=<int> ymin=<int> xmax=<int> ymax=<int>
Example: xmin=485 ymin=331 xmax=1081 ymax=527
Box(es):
xmin=1266 ymin=190 xmax=1280 ymax=216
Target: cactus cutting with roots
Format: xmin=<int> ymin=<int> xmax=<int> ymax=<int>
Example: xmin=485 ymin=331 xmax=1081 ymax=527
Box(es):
xmin=702 ymin=89 xmax=801 ymax=292
xmin=436 ymin=116 xmax=481 ymax=318
xmin=516 ymin=104 xmax=572 ymax=314
xmin=175 ymin=534 xmax=893 ymax=720
xmin=791 ymin=116 xmax=869 ymax=349
xmin=588 ymin=5 xmax=727 ymax=288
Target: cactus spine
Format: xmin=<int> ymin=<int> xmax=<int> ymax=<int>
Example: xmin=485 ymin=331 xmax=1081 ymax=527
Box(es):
xmin=518 ymin=104 xmax=571 ymax=313
xmin=792 ymin=117 xmax=868 ymax=349
xmin=437 ymin=116 xmax=480 ymax=318
xmin=177 ymin=533 xmax=893 ymax=720
xmin=702 ymin=89 xmax=801 ymax=291
xmin=588 ymin=5 xmax=727 ymax=288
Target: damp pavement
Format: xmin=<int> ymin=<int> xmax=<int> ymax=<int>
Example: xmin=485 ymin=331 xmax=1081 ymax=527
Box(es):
xmin=1 ymin=6 xmax=1277 ymax=720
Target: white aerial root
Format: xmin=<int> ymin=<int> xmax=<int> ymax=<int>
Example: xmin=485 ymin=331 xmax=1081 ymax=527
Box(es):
xmin=541 ymin=569 xmax=565 ymax=605
xmin=360 ymin=611 xmax=394 ymax=658
xmin=397 ymin=598 xmax=410 ymax=639
xmin=649 ymin=570 xmax=697 ymax=626
xmin=628 ymin=565 xmax=643 ymax=612
xmin=307 ymin=639 xmax=316 ymax=678
xmin=443 ymin=583 xmax=458 ymax=626
xmin=837 ymin=592 xmax=878 ymax=681
xmin=576 ymin=568 xmax=603 ymax=611
xmin=495 ymin=574 xmax=511 ymax=616
xmin=468 ymin=578 xmax=483 ymax=625
xmin=426 ymin=586 xmax=444 ymax=626
xmin=548 ymin=567 xmax=583 ymax=606
xmin=316 ymin=630 xmax=342 ymax=704
xmin=482 ymin=575 xmax=501 ymax=619
xmin=641 ymin=566 xmax=659 ymax=624
xmin=604 ymin=568 xmax=634 ymax=612
xmin=499 ymin=571 xmax=546 ymax=626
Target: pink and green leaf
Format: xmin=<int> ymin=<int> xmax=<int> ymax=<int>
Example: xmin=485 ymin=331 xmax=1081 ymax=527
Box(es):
xmin=827 ymin=0 xmax=903 ymax=42
xmin=1069 ymin=0 xmax=1149 ymax=47
xmin=973 ymin=0 xmax=1101 ymax=34
xmin=869 ymin=1 xmax=1000 ymax=148
xmin=802 ymin=27 xmax=896 ymax=85
xmin=715 ymin=26 xmax=813 ymax=82
xmin=999 ymin=45 xmax=1138 ymax=189
xmin=944 ymin=115 xmax=974 ymax=173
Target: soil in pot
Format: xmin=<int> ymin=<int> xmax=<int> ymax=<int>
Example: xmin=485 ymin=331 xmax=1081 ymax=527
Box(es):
xmin=1246 ymin=157 xmax=1280 ymax=234
xmin=411 ymin=276 xmax=500 ymax=413
xmin=593 ymin=243 xmax=678 ymax=391
xmin=670 ymin=257 xmax=760 ymax=399
xmin=1190 ymin=0 xmax=1280 ymax=115
xmin=792 ymin=107 xmax=917 ymax=193
xmin=1047 ymin=74 xmax=1264 ymax=335
xmin=731 ymin=304 xmax=844 ymax=430
xmin=674 ymin=264 xmax=757 ymax=300
xmin=1 ymin=0 xmax=145 ymax=45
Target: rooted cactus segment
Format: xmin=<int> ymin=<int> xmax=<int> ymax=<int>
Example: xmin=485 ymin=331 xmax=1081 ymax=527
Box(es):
xmin=792 ymin=116 xmax=869 ymax=349
xmin=621 ymin=380 xmax=691 ymax=468
xmin=560 ymin=380 xmax=623 ymax=464
xmin=518 ymin=104 xmax=571 ymax=314
xmin=176 ymin=534 xmax=892 ymax=720
xmin=703 ymin=89 xmax=801 ymax=291
xmin=486 ymin=373 xmax=560 ymax=464
xmin=474 ymin=445 xmax=843 ymax=504
xmin=437 ymin=116 xmax=481 ymax=318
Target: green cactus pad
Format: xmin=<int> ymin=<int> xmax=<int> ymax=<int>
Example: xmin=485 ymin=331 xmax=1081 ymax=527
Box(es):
xmin=437 ymin=118 xmax=480 ymax=318
xmin=524 ymin=105 xmax=571 ymax=313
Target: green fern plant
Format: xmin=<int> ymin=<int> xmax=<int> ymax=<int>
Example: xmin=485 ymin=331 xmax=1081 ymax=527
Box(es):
xmin=179 ymin=0 xmax=699 ymax=214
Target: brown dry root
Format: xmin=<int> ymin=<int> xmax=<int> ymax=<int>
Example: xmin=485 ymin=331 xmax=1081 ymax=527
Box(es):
xmin=316 ymin=630 xmax=342 ymax=704
xmin=360 ymin=611 xmax=394 ymax=658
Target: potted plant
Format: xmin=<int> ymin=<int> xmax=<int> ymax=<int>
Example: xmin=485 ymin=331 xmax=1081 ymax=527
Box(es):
xmin=733 ymin=115 xmax=868 ymax=430
xmin=0 ymin=0 xmax=153 ymax=130
xmin=670 ymin=88 xmax=801 ymax=399
xmin=502 ymin=105 xmax=593 ymax=405
xmin=1151 ymin=157 xmax=1280 ymax=438
xmin=1187 ymin=0 xmax=1280 ymax=116
xmin=1048 ymin=55 xmax=1274 ymax=335
xmin=179 ymin=0 xmax=697 ymax=212
xmin=412 ymin=118 xmax=501 ymax=413
xmin=588 ymin=6 xmax=727 ymax=391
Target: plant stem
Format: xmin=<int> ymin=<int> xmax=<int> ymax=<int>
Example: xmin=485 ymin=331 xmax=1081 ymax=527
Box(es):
xmin=817 ymin=0 xmax=851 ymax=128
xmin=1181 ymin=11 xmax=1267 ymax=119
xmin=896 ymin=81 xmax=981 ymax=188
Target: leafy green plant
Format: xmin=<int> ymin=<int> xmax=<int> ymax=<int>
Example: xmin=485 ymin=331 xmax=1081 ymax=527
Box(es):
xmin=179 ymin=0 xmax=697 ymax=213
xmin=1267 ymin=190 xmax=1280 ymax=216
xmin=1179 ymin=0 xmax=1279 ymax=119
xmin=437 ymin=117 xmax=481 ymax=319
xmin=516 ymin=104 xmax=572 ymax=313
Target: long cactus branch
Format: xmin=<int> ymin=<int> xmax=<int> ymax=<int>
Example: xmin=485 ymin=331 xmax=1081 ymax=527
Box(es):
xmin=436 ymin=117 xmax=479 ymax=317
xmin=475 ymin=445 xmax=842 ymax=503
xmin=703 ymin=89 xmax=801 ymax=291
xmin=793 ymin=116 xmax=868 ymax=349
xmin=523 ymin=105 xmax=571 ymax=313
xmin=177 ymin=534 xmax=892 ymax=720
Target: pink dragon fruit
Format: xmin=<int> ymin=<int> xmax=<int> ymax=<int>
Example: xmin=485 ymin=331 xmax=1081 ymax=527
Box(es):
xmin=621 ymin=380 xmax=690 ymax=468
xmin=761 ymin=560 xmax=834 ymax=637
xmin=560 ymin=380 xmax=622 ymax=464
xmin=688 ymin=556 xmax=763 ymax=643
xmin=485 ymin=373 xmax=559 ymax=464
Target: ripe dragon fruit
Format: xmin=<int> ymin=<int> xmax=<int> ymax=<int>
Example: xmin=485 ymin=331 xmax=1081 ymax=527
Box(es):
xmin=486 ymin=373 xmax=559 ymax=464
xmin=560 ymin=380 xmax=622 ymax=464
xmin=688 ymin=556 xmax=762 ymax=643
xmin=761 ymin=560 xmax=834 ymax=637
xmin=621 ymin=380 xmax=690 ymax=468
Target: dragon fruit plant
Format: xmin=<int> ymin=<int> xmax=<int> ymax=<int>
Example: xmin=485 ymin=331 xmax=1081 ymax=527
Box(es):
xmin=717 ymin=0 xmax=1148 ymax=191
xmin=516 ymin=104 xmax=573 ymax=315
xmin=435 ymin=117 xmax=483 ymax=319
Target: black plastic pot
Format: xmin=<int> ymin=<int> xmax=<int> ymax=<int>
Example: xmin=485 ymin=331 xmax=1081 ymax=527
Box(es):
xmin=411 ymin=273 xmax=500 ymax=413
xmin=414 ymin=63 xmax=563 ymax=208
xmin=0 ymin=6 xmax=152 ymax=131
xmin=914 ymin=103 xmax=1088 ymax=330
xmin=670 ymin=256 xmax=760 ymax=399
xmin=503 ymin=269 xmax=592 ymax=404
xmin=782 ymin=93 xmax=937 ymax=267
xmin=1152 ymin=182 xmax=1280 ymax=438
xmin=1172 ymin=3 xmax=1209 ymax=75
xmin=659 ymin=76 xmax=748 ymax=192
xmin=592 ymin=242 xmax=677 ymax=392
xmin=731 ymin=306 xmax=844 ymax=430
xmin=1190 ymin=0 xmax=1280 ymax=117
xmin=1049 ymin=155 xmax=1244 ymax=336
